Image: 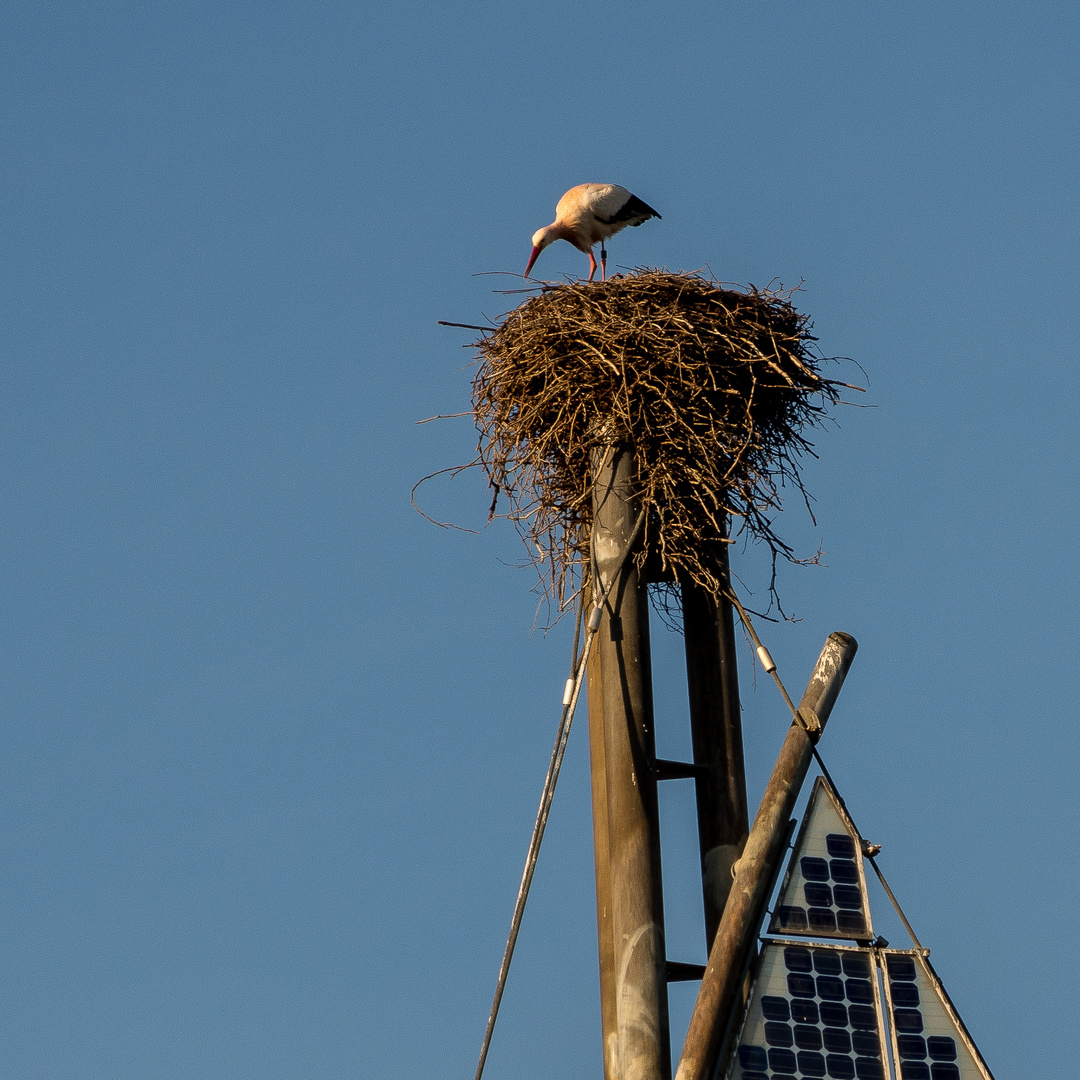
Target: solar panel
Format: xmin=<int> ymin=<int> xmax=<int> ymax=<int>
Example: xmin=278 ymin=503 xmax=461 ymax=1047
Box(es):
xmin=725 ymin=941 xmax=890 ymax=1080
xmin=882 ymin=950 xmax=995 ymax=1080
xmin=720 ymin=771 xmax=995 ymax=1080
xmin=768 ymin=777 xmax=873 ymax=942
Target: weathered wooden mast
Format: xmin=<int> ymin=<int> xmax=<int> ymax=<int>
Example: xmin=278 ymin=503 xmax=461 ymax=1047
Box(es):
xmin=681 ymin=573 xmax=749 ymax=951
xmin=586 ymin=442 xmax=755 ymax=1080
xmin=586 ymin=443 xmax=856 ymax=1080
xmin=588 ymin=443 xmax=671 ymax=1080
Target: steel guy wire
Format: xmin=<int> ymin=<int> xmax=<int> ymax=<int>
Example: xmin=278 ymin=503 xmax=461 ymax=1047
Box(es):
xmin=728 ymin=598 xmax=925 ymax=952
xmin=473 ymin=504 xmax=646 ymax=1080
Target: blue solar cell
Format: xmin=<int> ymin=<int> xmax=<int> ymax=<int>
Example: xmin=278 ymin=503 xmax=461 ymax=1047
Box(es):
xmin=802 ymin=856 xmax=831 ymax=881
xmin=768 ymin=1047 xmax=798 ymax=1073
xmin=833 ymin=885 xmax=863 ymax=910
xmin=788 ymin=973 xmax=816 ymax=997
xmin=841 ymin=953 xmax=871 ymax=979
xmin=817 ymin=975 xmax=846 ymax=1000
xmin=836 ymin=910 xmax=868 ymax=936
xmin=850 ymin=1030 xmax=880 ymax=1056
xmin=830 ymin=858 xmax=859 ymax=883
xmin=827 ymin=834 xmax=857 ymax=858
xmin=892 ymin=1009 xmax=924 ymax=1033
xmin=798 ymin=1050 xmax=828 ymax=1076
xmin=929 ymin=1065 xmax=960 ymax=1080
xmin=819 ymin=1001 xmax=848 ymax=1027
xmin=854 ymin=1055 xmax=885 ymax=1080
xmin=738 ymin=1044 xmax=768 ymax=1070
xmin=848 ymin=1004 xmax=877 ymax=1030
xmin=926 ymin=1036 xmax=957 ymax=1061
xmin=761 ymin=995 xmax=790 ymax=1021
xmin=741 ymin=1074 xmax=768 ymax=1080
xmin=809 ymin=908 xmax=839 ymax=933
xmin=794 ymin=1025 xmax=823 ymax=1050
xmin=897 ymin=1035 xmax=927 ymax=1059
xmin=813 ymin=949 xmax=842 ymax=975
xmin=791 ymin=998 xmax=819 ymax=1024
xmin=845 ymin=978 xmax=874 ymax=1004
xmin=891 ymin=983 xmax=921 ymax=1008
xmin=764 ymin=1022 xmax=794 ymax=1047
xmin=826 ymin=1053 xmax=856 ymax=1079
xmin=777 ymin=905 xmax=808 ymax=930
xmin=771 ymin=1075 xmax=797 ymax=1080
xmin=805 ymin=882 xmax=834 ymax=907
xmin=823 ymin=1028 xmax=852 ymax=1053
xmin=900 ymin=1062 xmax=931 ymax=1080
xmin=886 ymin=955 xmax=917 ymax=981
xmin=784 ymin=946 xmax=814 ymax=972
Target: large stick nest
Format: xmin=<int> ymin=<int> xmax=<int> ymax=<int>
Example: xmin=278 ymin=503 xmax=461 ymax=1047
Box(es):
xmin=469 ymin=270 xmax=843 ymax=609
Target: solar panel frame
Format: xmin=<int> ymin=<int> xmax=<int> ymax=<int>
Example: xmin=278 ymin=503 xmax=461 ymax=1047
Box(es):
xmin=879 ymin=949 xmax=996 ymax=1080
xmin=724 ymin=940 xmax=892 ymax=1080
xmin=768 ymin=777 xmax=875 ymax=943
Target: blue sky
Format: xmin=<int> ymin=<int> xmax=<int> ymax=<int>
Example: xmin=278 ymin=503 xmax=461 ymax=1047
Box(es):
xmin=0 ymin=2 xmax=1076 ymax=1076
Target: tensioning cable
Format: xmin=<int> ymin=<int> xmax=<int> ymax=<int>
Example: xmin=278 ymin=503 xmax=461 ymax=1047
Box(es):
xmin=728 ymin=598 xmax=925 ymax=951
xmin=473 ymin=505 xmax=646 ymax=1080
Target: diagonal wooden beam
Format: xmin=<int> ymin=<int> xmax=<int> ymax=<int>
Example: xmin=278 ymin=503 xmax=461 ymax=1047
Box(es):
xmin=675 ymin=632 xmax=858 ymax=1080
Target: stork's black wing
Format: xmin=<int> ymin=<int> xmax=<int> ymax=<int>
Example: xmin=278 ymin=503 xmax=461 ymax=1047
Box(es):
xmin=595 ymin=193 xmax=661 ymax=227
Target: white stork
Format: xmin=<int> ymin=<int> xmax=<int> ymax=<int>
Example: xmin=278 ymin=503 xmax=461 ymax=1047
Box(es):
xmin=524 ymin=184 xmax=660 ymax=281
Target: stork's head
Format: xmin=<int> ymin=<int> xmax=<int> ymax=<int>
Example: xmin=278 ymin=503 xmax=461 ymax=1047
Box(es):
xmin=524 ymin=225 xmax=558 ymax=278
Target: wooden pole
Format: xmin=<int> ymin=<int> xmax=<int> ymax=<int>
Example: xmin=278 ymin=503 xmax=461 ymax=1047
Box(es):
xmin=674 ymin=632 xmax=858 ymax=1080
xmin=586 ymin=592 xmax=619 ymax=1080
xmin=591 ymin=444 xmax=671 ymax=1080
xmin=681 ymin=559 xmax=749 ymax=949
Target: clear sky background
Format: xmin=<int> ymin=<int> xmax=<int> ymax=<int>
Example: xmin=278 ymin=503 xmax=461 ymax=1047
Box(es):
xmin=0 ymin=2 xmax=1076 ymax=1077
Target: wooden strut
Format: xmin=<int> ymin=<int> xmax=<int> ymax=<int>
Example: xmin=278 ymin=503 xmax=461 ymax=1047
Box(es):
xmin=674 ymin=632 xmax=858 ymax=1080
xmin=587 ymin=443 xmax=671 ymax=1080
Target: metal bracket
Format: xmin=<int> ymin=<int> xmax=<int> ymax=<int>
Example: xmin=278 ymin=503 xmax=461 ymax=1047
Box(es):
xmin=666 ymin=960 xmax=707 ymax=982
xmin=655 ymin=758 xmax=709 ymax=781
xmin=795 ymin=706 xmax=822 ymax=740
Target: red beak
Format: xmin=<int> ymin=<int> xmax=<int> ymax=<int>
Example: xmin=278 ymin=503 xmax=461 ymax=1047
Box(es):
xmin=524 ymin=245 xmax=541 ymax=278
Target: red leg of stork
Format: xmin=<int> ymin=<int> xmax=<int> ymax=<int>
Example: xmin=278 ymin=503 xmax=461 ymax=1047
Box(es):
xmin=587 ymin=249 xmax=598 ymax=281
xmin=601 ymin=244 xmax=607 ymax=281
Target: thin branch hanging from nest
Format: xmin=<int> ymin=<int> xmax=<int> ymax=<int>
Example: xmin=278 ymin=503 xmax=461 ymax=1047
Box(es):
xmin=463 ymin=269 xmax=848 ymax=610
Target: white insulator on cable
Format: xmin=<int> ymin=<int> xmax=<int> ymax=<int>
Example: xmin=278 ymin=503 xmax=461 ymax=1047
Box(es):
xmin=756 ymin=645 xmax=777 ymax=673
xmin=562 ymin=678 xmax=575 ymax=706
xmin=587 ymin=606 xmax=603 ymax=632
